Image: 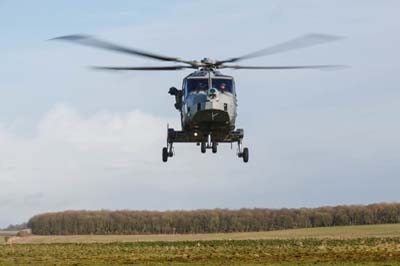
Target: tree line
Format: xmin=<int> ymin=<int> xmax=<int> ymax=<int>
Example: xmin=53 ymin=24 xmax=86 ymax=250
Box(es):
xmin=1 ymin=223 xmax=27 ymax=231
xmin=27 ymin=203 xmax=400 ymax=235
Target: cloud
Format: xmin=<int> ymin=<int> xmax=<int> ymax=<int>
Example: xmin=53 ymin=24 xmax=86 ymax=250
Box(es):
xmin=0 ymin=105 xmax=173 ymax=225
xmin=0 ymin=104 xmax=252 ymax=226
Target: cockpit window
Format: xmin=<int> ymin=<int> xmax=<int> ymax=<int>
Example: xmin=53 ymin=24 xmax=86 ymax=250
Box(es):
xmin=186 ymin=79 xmax=209 ymax=93
xmin=212 ymin=79 xmax=233 ymax=93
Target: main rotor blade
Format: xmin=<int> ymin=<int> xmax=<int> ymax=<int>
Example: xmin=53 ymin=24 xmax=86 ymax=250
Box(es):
xmin=92 ymin=65 xmax=193 ymax=71
xmin=216 ymin=34 xmax=344 ymax=65
xmin=221 ymin=64 xmax=347 ymax=70
xmin=52 ymin=34 xmax=195 ymax=65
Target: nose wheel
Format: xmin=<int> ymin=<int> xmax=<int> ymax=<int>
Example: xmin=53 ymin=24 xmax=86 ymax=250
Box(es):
xmin=201 ymin=142 xmax=206 ymax=153
xmin=200 ymin=141 xmax=217 ymax=154
xmin=212 ymin=142 xmax=218 ymax=153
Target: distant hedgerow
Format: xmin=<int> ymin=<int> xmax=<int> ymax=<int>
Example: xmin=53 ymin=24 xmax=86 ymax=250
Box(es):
xmin=27 ymin=203 xmax=400 ymax=235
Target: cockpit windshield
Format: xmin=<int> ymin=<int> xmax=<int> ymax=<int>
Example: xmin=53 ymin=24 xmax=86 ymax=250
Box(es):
xmin=212 ymin=79 xmax=233 ymax=93
xmin=186 ymin=79 xmax=209 ymax=93
xmin=186 ymin=78 xmax=234 ymax=94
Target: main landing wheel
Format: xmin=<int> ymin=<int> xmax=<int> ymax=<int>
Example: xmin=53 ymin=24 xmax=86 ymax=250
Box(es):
xmin=162 ymin=147 xmax=168 ymax=162
xmin=242 ymin=147 xmax=249 ymax=163
xmin=201 ymin=142 xmax=206 ymax=153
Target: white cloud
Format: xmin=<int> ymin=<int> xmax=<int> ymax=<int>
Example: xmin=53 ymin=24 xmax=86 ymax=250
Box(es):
xmin=0 ymin=105 xmax=171 ymax=225
xmin=0 ymin=105 xmax=252 ymax=226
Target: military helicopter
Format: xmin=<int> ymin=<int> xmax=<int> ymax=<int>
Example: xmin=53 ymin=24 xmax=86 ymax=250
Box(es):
xmin=53 ymin=33 xmax=344 ymax=163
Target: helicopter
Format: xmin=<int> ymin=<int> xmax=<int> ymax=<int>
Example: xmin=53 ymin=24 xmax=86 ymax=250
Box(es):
xmin=53 ymin=33 xmax=344 ymax=163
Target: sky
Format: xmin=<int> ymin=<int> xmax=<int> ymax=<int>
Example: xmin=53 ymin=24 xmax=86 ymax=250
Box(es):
xmin=0 ymin=0 xmax=399 ymax=227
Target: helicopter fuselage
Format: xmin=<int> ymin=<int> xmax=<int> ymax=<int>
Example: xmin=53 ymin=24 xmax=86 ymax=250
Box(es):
xmin=167 ymin=69 xmax=246 ymax=161
xmin=181 ymin=70 xmax=237 ymax=139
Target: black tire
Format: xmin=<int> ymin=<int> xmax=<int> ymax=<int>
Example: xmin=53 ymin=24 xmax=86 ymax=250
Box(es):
xmin=162 ymin=147 xmax=168 ymax=162
xmin=212 ymin=142 xmax=217 ymax=153
xmin=201 ymin=142 xmax=206 ymax=153
xmin=243 ymin=147 xmax=249 ymax=163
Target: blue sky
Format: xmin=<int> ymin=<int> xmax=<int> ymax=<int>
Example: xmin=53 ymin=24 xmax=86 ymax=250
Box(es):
xmin=0 ymin=0 xmax=399 ymax=227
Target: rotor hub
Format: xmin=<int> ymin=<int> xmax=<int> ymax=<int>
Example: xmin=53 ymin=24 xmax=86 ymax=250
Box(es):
xmin=201 ymin=58 xmax=216 ymax=65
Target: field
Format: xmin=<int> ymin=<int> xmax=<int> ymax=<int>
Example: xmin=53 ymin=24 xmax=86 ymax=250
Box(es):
xmin=1 ymin=225 xmax=400 ymax=265
xmin=0 ymin=231 xmax=18 ymax=244
xmin=8 ymin=224 xmax=400 ymax=244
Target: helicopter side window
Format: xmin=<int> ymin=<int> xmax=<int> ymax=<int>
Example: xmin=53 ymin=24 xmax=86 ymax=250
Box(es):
xmin=212 ymin=79 xmax=233 ymax=93
xmin=186 ymin=79 xmax=209 ymax=94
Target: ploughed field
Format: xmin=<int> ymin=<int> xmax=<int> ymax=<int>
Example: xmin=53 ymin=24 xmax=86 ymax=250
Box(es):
xmin=1 ymin=225 xmax=400 ymax=265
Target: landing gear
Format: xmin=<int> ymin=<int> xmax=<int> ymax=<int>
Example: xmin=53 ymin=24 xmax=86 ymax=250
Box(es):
xmin=200 ymin=135 xmax=218 ymax=154
xmin=237 ymin=140 xmax=249 ymax=163
xmin=162 ymin=141 xmax=174 ymax=163
xmin=162 ymin=147 xmax=168 ymax=162
xmin=201 ymin=138 xmax=217 ymax=154
xmin=242 ymin=147 xmax=249 ymax=163
xmin=165 ymin=126 xmax=249 ymax=163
